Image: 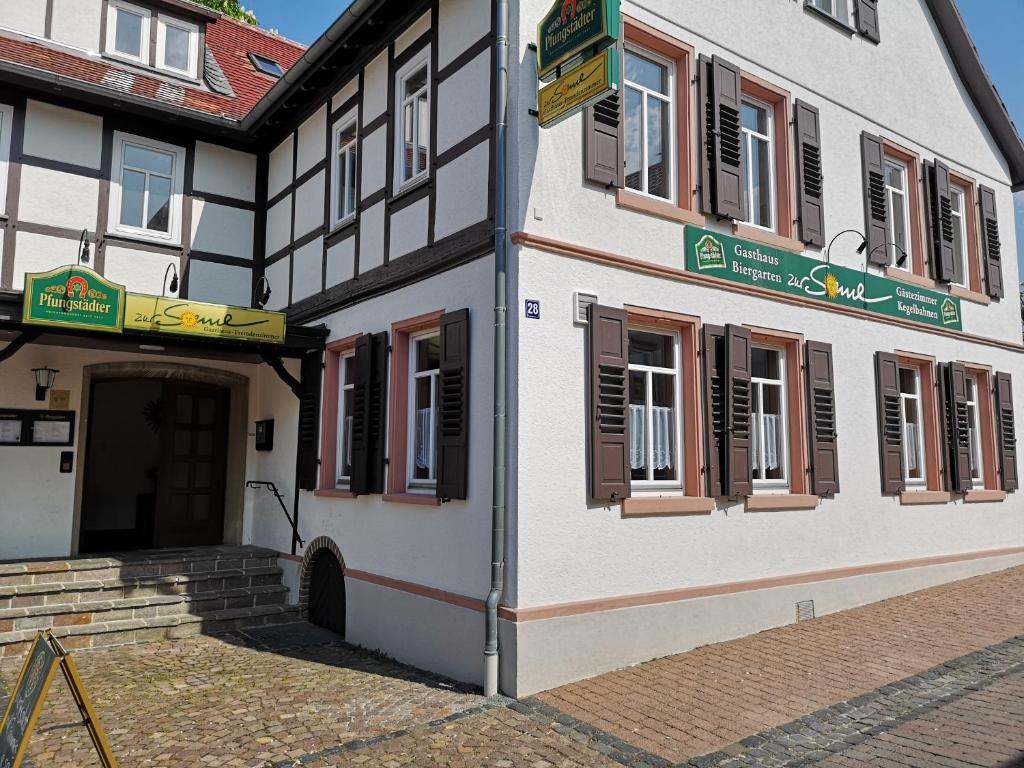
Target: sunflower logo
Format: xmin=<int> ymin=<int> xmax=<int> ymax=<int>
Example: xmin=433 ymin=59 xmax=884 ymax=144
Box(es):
xmin=181 ymin=311 xmax=200 ymax=329
xmin=824 ymin=272 xmax=839 ymax=301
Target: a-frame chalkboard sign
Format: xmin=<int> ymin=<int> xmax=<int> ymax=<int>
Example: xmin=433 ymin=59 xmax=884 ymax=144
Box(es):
xmin=0 ymin=632 xmax=118 ymax=768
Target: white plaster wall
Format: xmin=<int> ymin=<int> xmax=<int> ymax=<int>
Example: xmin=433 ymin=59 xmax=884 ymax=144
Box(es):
xmin=18 ymin=165 xmax=98 ymax=230
xmin=103 ymin=245 xmax=180 ymax=296
xmin=193 ymin=142 xmax=257 ymax=202
xmin=331 ymin=78 xmax=359 ymax=114
xmin=23 ymin=100 xmax=103 ymax=168
xmin=50 ymin=0 xmax=103 ymax=51
xmin=360 ymin=126 xmax=387 ymax=198
xmin=0 ymin=0 xmax=46 ymax=38
xmin=326 ymin=236 xmax=355 ymax=286
xmin=266 ymin=195 xmax=291 ymax=256
xmin=359 ymin=200 xmax=386 ymax=273
xmin=438 ymin=0 xmax=490 ymax=70
xmin=388 ymin=196 xmax=429 ymax=260
xmin=187 ymin=260 xmax=251 ymax=307
xmin=394 ymin=10 xmax=431 ymax=57
xmin=436 ymin=50 xmax=490 ymax=155
xmin=263 ymin=257 xmax=290 ymax=311
xmin=362 ymin=51 xmax=389 ymax=124
xmin=191 ymin=200 xmax=254 ymax=260
xmin=291 ymin=236 xmax=323 ymax=302
xmin=510 ymin=0 xmax=1022 ymax=345
xmin=512 ymin=246 xmax=1024 ymax=610
xmin=293 ymin=170 xmax=325 ymax=239
xmin=10 ymin=232 xmax=82 ymax=288
xmin=268 ymin=134 xmax=294 ymax=199
xmin=434 ymin=140 xmax=488 ymax=241
xmin=296 ymin=105 xmax=327 ymax=178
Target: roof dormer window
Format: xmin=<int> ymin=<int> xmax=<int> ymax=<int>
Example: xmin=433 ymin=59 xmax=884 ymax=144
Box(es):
xmin=105 ymin=2 xmax=200 ymax=81
xmin=107 ymin=1 xmax=151 ymax=64
xmin=156 ymin=15 xmax=199 ymax=78
xmin=248 ymin=52 xmax=284 ymax=78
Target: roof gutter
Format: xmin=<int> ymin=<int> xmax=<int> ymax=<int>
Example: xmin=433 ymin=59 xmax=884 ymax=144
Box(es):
xmin=926 ymin=0 xmax=1024 ymax=191
xmin=241 ymin=0 xmax=382 ymax=133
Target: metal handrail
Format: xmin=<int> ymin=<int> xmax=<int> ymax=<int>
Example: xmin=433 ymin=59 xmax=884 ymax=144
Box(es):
xmin=245 ymin=480 xmax=305 ymax=548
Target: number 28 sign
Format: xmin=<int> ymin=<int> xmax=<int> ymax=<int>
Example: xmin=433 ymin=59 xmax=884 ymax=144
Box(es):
xmin=524 ymin=300 xmax=541 ymax=319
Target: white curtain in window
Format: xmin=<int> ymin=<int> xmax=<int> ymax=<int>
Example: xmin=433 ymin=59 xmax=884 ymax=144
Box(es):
xmin=751 ymin=414 xmax=781 ymax=471
xmin=629 ymin=404 xmax=645 ymax=470
xmin=628 ymin=404 xmax=673 ymax=471
xmin=344 ymin=416 xmax=353 ymax=468
xmin=414 ymin=407 xmax=432 ymax=469
xmin=904 ymin=422 xmax=920 ymax=472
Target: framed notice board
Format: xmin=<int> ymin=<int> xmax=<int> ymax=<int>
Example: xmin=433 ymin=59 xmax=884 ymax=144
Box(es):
xmin=0 ymin=410 xmax=75 ymax=447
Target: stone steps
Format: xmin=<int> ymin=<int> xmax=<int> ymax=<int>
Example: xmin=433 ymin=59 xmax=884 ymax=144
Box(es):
xmin=0 ymin=546 xmax=296 ymax=657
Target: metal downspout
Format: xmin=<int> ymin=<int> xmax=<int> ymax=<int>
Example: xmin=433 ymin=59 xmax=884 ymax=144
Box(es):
xmin=484 ymin=0 xmax=510 ymax=698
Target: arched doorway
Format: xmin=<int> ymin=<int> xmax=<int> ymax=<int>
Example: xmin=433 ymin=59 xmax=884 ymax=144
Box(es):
xmin=308 ymin=549 xmax=346 ymax=637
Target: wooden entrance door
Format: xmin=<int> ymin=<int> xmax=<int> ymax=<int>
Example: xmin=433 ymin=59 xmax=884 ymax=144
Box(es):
xmin=155 ymin=381 xmax=229 ymax=547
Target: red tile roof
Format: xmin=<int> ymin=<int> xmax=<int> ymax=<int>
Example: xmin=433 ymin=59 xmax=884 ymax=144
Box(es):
xmin=0 ymin=14 xmax=304 ymax=123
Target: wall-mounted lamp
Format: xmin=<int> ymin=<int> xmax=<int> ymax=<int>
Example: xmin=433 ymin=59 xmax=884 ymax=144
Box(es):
xmin=825 ymin=229 xmax=909 ymax=270
xmin=824 ymin=229 xmax=867 ymax=266
xmin=77 ymin=229 xmax=91 ymax=266
xmin=253 ymin=276 xmax=272 ymax=309
xmin=867 ymin=242 xmax=911 ymax=270
xmin=32 ymin=367 xmax=59 ymax=402
xmin=162 ymin=263 xmax=179 ymax=297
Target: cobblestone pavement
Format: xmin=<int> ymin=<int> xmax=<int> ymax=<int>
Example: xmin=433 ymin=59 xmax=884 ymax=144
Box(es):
xmin=2 ymin=567 xmax=1023 ymax=767
xmin=537 ymin=565 xmax=1024 ymax=765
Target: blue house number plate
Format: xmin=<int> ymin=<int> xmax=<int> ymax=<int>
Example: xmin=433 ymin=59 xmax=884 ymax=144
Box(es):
xmin=525 ymin=300 xmax=541 ymax=319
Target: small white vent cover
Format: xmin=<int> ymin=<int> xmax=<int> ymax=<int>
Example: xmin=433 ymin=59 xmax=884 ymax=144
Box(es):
xmin=796 ymin=600 xmax=815 ymax=622
xmin=574 ymin=291 xmax=598 ymax=325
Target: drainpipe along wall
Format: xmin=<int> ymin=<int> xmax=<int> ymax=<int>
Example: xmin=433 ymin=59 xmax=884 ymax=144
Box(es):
xmin=484 ymin=0 xmax=510 ymax=698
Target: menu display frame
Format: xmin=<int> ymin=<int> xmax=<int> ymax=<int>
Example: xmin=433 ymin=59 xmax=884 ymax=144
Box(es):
xmin=0 ymin=410 xmax=75 ymax=447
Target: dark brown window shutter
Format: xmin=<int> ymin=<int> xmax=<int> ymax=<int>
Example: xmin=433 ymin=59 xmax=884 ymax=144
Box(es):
xmin=710 ymin=55 xmax=744 ymax=220
xmin=978 ymin=185 xmax=1004 ymax=299
xmin=861 ymin=132 xmax=889 ymax=266
xmin=724 ymin=324 xmax=753 ymax=497
xmin=874 ymin=352 xmax=905 ymax=494
xmin=584 ymin=38 xmax=624 ymax=189
xmin=855 ymin=0 xmax=880 ymax=43
xmin=297 ymin=351 xmax=323 ymax=491
xmin=926 ymin=159 xmax=956 ymax=283
xmin=350 ymin=332 xmax=388 ymax=496
xmin=701 ymin=324 xmax=726 ymax=497
xmin=697 ymin=54 xmax=713 ymax=215
xmin=794 ymin=100 xmax=825 ymax=248
xmin=940 ymin=362 xmax=973 ymax=493
xmin=805 ymin=341 xmax=839 ymax=496
xmin=436 ymin=309 xmax=470 ymax=501
xmin=994 ymin=372 xmax=1018 ymax=492
xmin=588 ymin=304 xmax=630 ymax=502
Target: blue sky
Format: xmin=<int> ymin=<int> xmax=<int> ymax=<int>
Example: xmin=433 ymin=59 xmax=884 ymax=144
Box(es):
xmin=250 ymin=0 xmax=1022 ymax=279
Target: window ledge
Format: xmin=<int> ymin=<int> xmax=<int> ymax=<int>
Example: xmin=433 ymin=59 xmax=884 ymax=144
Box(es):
xmin=314 ymin=488 xmax=355 ymax=499
xmin=899 ymin=490 xmax=953 ymax=505
xmin=963 ymin=489 xmax=1008 ymax=503
xmin=745 ymin=494 xmax=819 ymax=512
xmin=732 ymin=223 xmax=804 ymax=254
xmin=392 ymin=175 xmax=431 ymax=202
xmin=883 ymin=267 xmax=936 ymax=290
xmin=105 ymin=230 xmax=183 ymax=250
xmin=616 ymin=190 xmax=705 ymax=226
xmin=802 ymin=2 xmax=857 ymax=35
xmin=949 ymin=285 xmax=991 ymax=305
xmin=328 ymin=215 xmax=357 ymax=237
xmin=621 ymin=496 xmax=714 ymax=517
xmin=382 ymin=493 xmax=441 ymax=507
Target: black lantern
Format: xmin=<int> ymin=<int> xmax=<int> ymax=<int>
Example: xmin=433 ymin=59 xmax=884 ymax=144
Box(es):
xmin=32 ymin=366 xmax=59 ymax=401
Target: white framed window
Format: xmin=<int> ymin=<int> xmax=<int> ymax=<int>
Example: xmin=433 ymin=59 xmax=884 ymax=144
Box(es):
xmin=885 ymin=157 xmax=912 ymax=269
xmin=751 ymin=346 xmax=789 ymax=490
xmin=965 ymin=375 xmax=984 ymax=485
xmin=156 ymin=15 xmax=199 ymax=79
xmin=627 ymin=328 xmax=683 ymax=489
xmin=950 ymin=184 xmax=969 ymax=287
xmin=109 ymin=132 xmax=185 ymax=244
xmin=331 ymin=111 xmax=359 ymax=228
xmin=394 ymin=51 xmax=431 ymax=191
xmin=105 ymin=1 xmax=151 ymax=64
xmin=408 ymin=330 xmax=440 ymax=488
xmin=0 ymin=103 xmax=13 ymax=216
xmin=899 ymin=366 xmax=927 ymax=487
xmin=336 ymin=352 xmax=356 ymax=486
xmin=808 ymin=0 xmax=850 ymax=24
xmin=623 ymin=46 xmax=675 ymax=202
xmin=740 ymin=96 xmax=776 ymax=231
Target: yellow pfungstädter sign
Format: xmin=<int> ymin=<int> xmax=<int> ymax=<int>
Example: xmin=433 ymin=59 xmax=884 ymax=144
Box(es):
xmin=125 ymin=294 xmax=287 ymax=344
xmin=537 ymin=47 xmax=619 ymax=129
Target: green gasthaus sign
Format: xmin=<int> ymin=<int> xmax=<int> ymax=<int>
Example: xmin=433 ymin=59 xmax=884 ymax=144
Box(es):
xmin=22 ymin=266 xmax=126 ymax=334
xmin=537 ymin=0 xmax=620 ymax=80
xmin=684 ymin=227 xmax=963 ymax=331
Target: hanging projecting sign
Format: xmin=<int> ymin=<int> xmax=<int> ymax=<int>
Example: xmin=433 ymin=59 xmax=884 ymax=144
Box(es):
xmin=124 ymin=294 xmax=287 ymax=344
xmin=537 ymin=0 xmax=620 ymax=80
xmin=685 ymin=226 xmax=963 ymax=331
xmin=21 ymin=266 xmax=126 ymax=333
xmin=538 ymin=47 xmax=620 ymax=128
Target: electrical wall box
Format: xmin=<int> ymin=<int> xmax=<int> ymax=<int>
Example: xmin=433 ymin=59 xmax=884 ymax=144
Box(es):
xmin=255 ymin=419 xmax=274 ymax=451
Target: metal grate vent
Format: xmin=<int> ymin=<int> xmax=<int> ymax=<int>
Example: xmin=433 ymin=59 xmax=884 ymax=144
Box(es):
xmin=796 ymin=600 xmax=815 ymax=622
xmin=574 ymin=291 xmax=598 ymax=325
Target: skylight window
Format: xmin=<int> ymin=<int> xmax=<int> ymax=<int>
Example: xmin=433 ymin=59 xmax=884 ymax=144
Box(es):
xmin=249 ymin=52 xmax=285 ymax=78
